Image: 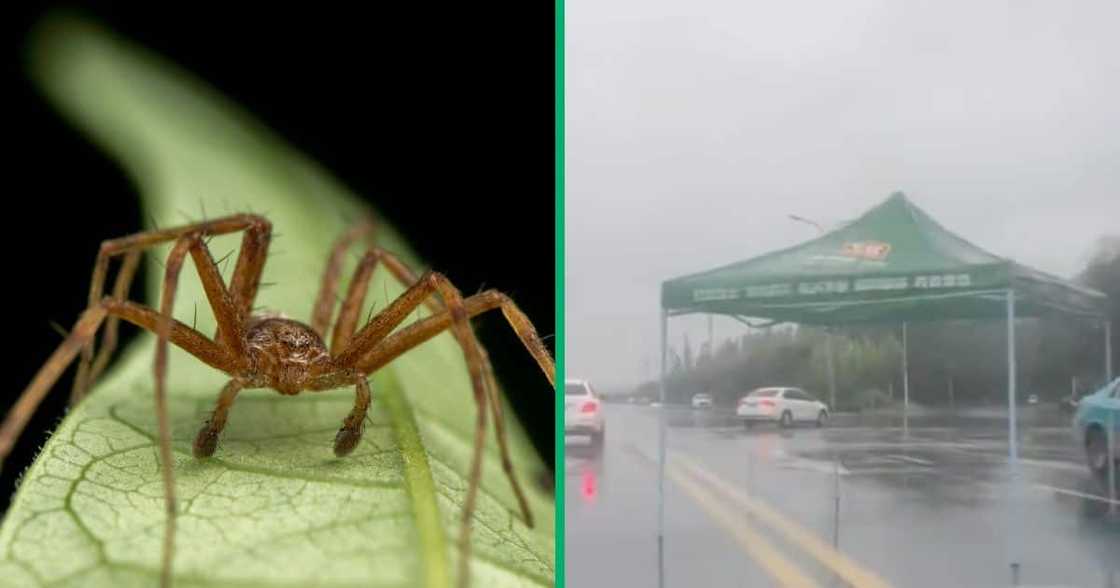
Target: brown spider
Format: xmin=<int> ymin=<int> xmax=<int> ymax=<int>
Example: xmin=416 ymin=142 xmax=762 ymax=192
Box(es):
xmin=0 ymin=213 xmax=555 ymax=587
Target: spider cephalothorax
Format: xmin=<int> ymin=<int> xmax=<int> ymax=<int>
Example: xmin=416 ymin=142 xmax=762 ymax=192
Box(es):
xmin=243 ymin=316 xmax=336 ymax=394
xmin=0 ymin=214 xmax=554 ymax=588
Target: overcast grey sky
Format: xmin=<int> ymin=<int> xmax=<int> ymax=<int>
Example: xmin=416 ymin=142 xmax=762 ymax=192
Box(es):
xmin=565 ymin=0 xmax=1120 ymax=391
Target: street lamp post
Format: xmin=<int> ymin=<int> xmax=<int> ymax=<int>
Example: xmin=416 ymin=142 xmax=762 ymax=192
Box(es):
xmin=789 ymin=213 xmax=837 ymax=410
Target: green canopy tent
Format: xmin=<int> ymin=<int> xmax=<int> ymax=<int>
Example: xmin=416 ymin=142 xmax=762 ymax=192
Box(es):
xmin=655 ymin=192 xmax=1110 ymax=584
xmin=662 ymin=191 xmax=1106 ymax=324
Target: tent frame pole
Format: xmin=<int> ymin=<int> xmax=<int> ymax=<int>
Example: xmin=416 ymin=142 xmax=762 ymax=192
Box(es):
xmin=826 ymin=327 xmax=837 ymax=411
xmin=658 ymin=308 xmax=668 ymax=588
xmin=902 ymin=322 xmax=910 ymax=437
xmin=1006 ymin=289 xmax=1020 ymax=584
xmin=1106 ymin=320 xmax=1113 ymax=383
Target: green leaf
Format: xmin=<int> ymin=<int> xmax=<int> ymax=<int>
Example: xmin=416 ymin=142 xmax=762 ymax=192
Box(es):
xmin=0 ymin=15 xmax=553 ymax=587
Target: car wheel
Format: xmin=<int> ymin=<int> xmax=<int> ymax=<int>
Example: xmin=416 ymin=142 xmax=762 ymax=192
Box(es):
xmin=591 ymin=429 xmax=605 ymax=451
xmin=1086 ymin=428 xmax=1109 ymax=478
xmin=816 ymin=410 xmax=828 ymax=428
xmin=779 ymin=411 xmax=793 ymax=428
xmin=743 ymin=419 xmax=754 ymax=429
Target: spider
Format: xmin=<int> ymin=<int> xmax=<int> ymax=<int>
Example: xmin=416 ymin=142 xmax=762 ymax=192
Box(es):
xmin=0 ymin=213 xmax=555 ymax=587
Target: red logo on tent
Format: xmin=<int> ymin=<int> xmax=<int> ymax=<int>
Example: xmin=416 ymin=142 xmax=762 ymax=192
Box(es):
xmin=842 ymin=241 xmax=891 ymax=261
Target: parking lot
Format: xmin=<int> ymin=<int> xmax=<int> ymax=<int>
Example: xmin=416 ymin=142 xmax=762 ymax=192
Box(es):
xmin=565 ymin=404 xmax=1120 ymax=588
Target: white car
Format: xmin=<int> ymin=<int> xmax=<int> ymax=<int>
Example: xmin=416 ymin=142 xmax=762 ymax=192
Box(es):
xmin=692 ymin=393 xmax=713 ymax=409
xmin=736 ymin=387 xmax=829 ymax=428
xmin=565 ymin=379 xmax=605 ymax=447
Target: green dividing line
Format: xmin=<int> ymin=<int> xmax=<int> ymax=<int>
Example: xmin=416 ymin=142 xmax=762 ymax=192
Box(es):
xmin=383 ymin=384 xmax=451 ymax=588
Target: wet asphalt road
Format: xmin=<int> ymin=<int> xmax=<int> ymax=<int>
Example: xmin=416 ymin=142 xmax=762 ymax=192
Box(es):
xmin=565 ymin=404 xmax=1120 ymax=588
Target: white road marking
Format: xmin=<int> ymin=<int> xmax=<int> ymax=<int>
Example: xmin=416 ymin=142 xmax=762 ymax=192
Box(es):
xmin=776 ymin=458 xmax=851 ymax=476
xmin=845 ymin=467 xmax=935 ymax=476
xmin=1015 ymin=458 xmax=1086 ymax=473
xmin=885 ymin=454 xmax=934 ymax=465
xmin=1034 ymin=484 xmax=1120 ymax=506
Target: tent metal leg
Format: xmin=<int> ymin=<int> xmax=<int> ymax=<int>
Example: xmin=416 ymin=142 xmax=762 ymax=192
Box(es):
xmin=1107 ymin=321 xmax=1117 ymax=517
xmin=902 ymin=322 xmax=910 ymax=437
xmin=658 ymin=309 xmax=668 ymax=588
xmin=1110 ymin=409 xmax=1117 ymax=517
xmin=1006 ymin=290 xmax=1021 ymax=583
xmin=826 ymin=328 xmax=837 ymax=411
xmin=1106 ymin=320 xmax=1113 ymax=383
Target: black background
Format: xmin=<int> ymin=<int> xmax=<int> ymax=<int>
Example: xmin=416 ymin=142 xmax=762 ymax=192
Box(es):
xmin=3 ymin=3 xmax=555 ymax=512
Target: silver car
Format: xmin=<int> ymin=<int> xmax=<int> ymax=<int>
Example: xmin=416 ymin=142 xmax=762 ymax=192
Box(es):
xmin=565 ymin=379 xmax=605 ymax=448
xmin=736 ymin=387 xmax=829 ymax=428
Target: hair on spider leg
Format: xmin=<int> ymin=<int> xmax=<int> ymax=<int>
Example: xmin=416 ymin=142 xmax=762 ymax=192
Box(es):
xmin=363 ymin=301 xmax=379 ymax=326
xmin=361 ymin=378 xmax=377 ymax=426
xmin=215 ymin=249 xmax=235 ymax=277
xmin=176 ymin=209 xmax=197 ymax=225
xmin=47 ymin=320 xmax=69 ymax=340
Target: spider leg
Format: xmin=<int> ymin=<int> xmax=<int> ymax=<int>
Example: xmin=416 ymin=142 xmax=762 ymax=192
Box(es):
xmin=420 ymin=278 xmax=488 ymax=588
xmin=73 ymin=214 xmax=271 ymax=402
xmin=225 ymin=217 xmax=273 ymax=319
xmin=332 ymin=278 xmax=548 ymax=588
xmin=82 ymin=218 xmax=258 ymax=587
xmin=322 ymin=246 xmax=455 ymax=458
xmin=0 ymin=298 xmax=233 ymax=468
xmin=151 ymin=229 xmax=269 ymax=586
xmin=193 ymin=380 xmax=245 ymax=458
xmin=80 ymin=251 xmax=141 ymax=400
xmin=333 ymin=377 xmax=372 ymax=457
xmin=329 ymin=250 xmax=379 ymax=354
xmin=329 ymin=248 xmax=445 ymax=355
xmin=373 ymin=249 xmax=446 ymax=314
xmin=1 ymin=306 xmax=108 ymax=468
xmin=353 ymin=289 xmax=553 ymax=530
xmin=153 ymin=234 xmax=212 ymax=588
xmin=359 ymin=290 xmax=554 ymax=386
xmin=328 ymin=270 xmax=450 ymax=368
xmin=310 ymin=217 xmax=375 ymax=338
xmin=476 ymin=343 xmax=534 ymax=528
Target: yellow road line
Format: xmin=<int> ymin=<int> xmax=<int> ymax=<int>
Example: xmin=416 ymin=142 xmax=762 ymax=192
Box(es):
xmin=666 ymin=462 xmax=822 ymax=588
xmin=675 ymin=455 xmax=893 ymax=588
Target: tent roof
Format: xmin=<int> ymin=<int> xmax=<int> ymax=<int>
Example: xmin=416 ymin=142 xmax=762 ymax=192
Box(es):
xmin=661 ymin=192 xmax=1107 ymax=324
